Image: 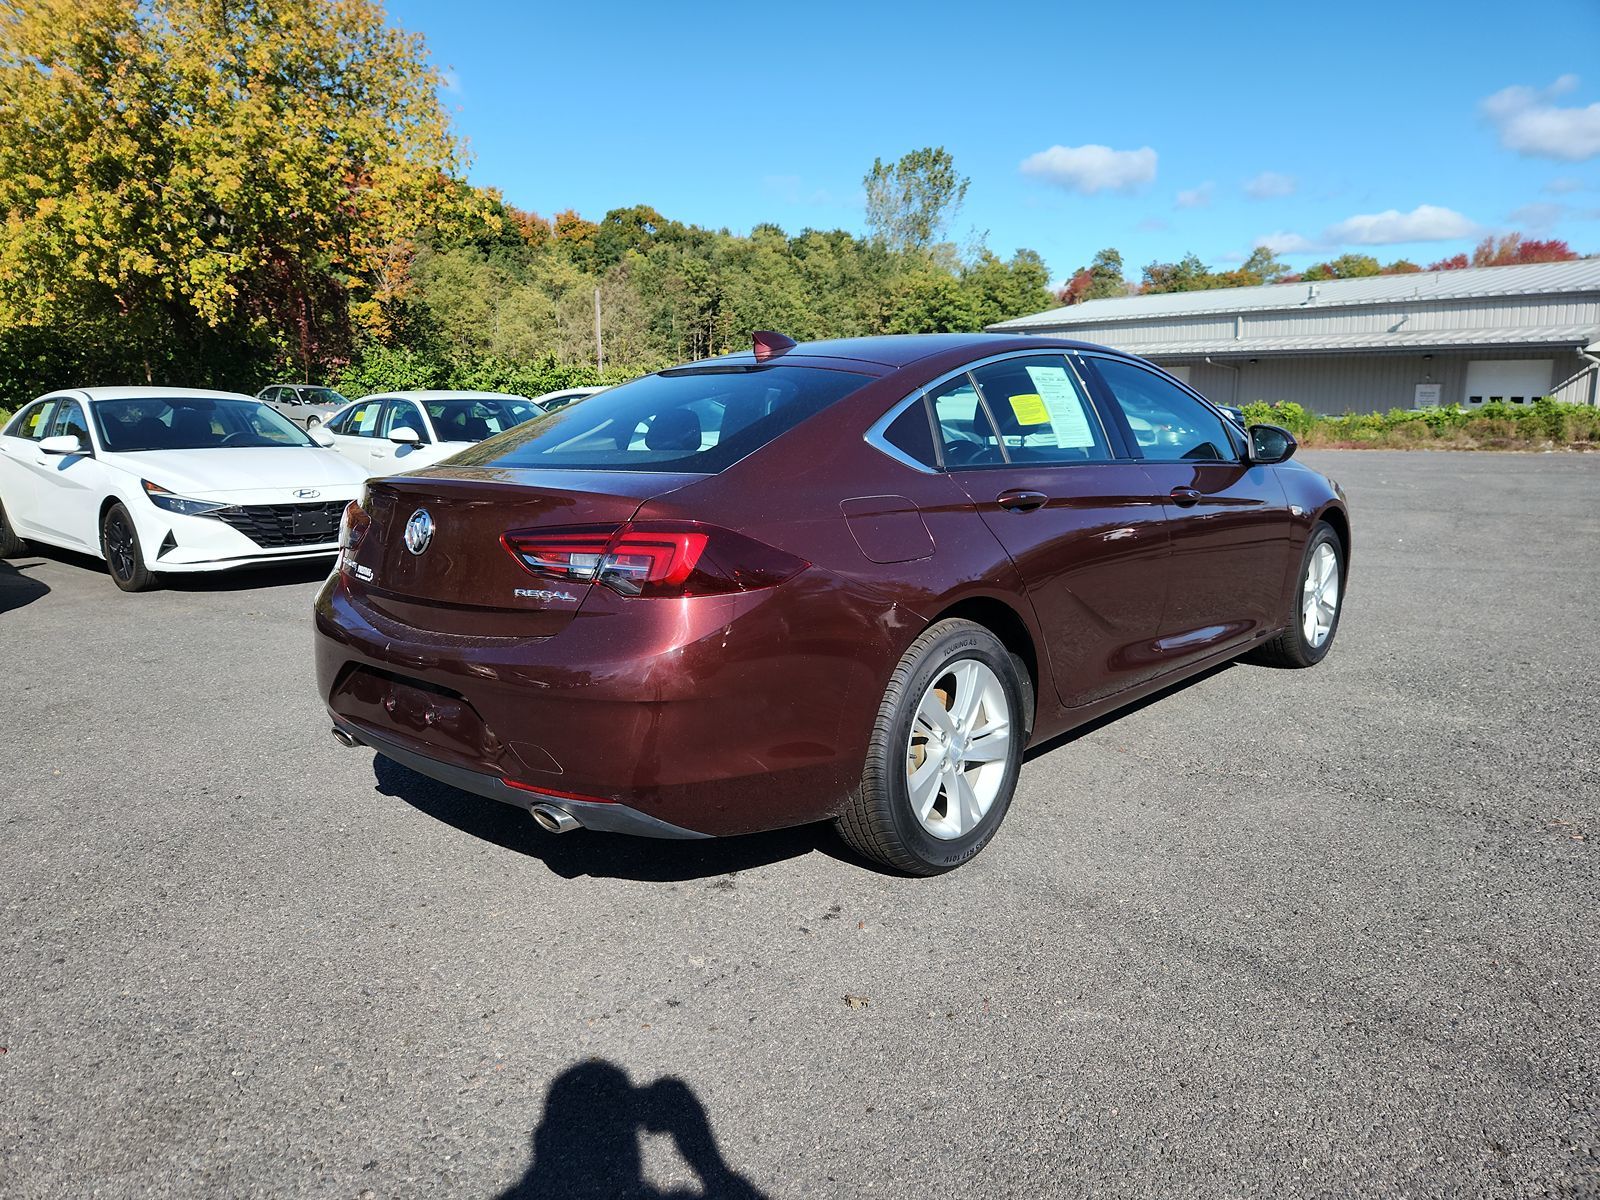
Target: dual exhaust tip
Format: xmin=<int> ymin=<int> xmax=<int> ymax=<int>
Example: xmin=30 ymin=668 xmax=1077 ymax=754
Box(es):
xmin=330 ymin=727 xmax=582 ymax=835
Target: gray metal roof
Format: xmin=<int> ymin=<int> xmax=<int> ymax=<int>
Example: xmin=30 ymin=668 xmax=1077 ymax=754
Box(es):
xmin=1090 ymin=324 xmax=1599 ymax=360
xmin=989 ymin=258 xmax=1600 ymax=331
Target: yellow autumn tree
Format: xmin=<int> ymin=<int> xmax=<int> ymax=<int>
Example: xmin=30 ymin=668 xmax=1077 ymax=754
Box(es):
xmin=0 ymin=0 xmax=472 ymax=383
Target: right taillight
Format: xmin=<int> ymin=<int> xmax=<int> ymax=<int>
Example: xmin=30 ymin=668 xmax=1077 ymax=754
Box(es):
xmin=501 ymin=521 xmax=807 ymax=598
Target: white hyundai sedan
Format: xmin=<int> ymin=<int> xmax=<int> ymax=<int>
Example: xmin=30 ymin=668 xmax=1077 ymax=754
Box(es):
xmin=0 ymin=387 xmax=368 ymax=592
xmin=322 ymin=390 xmax=545 ymax=476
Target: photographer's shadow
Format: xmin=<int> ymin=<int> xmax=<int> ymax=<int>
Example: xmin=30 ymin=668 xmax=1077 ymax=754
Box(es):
xmin=498 ymin=1060 xmax=768 ymax=1200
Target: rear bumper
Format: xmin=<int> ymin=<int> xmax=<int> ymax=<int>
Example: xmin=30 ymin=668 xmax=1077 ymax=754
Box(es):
xmin=335 ymin=718 xmax=709 ymax=839
xmin=313 ymin=568 xmax=906 ymax=837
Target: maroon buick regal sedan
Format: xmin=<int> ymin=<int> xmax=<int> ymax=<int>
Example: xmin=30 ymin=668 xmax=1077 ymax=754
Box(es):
xmin=316 ymin=332 xmax=1349 ymax=874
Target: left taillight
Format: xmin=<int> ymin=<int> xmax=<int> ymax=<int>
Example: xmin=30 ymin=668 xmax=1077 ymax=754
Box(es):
xmin=501 ymin=521 xmax=807 ymax=599
xmin=339 ymin=498 xmax=369 ymax=553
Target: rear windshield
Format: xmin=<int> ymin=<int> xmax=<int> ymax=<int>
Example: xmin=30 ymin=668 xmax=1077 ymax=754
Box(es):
xmin=451 ymin=366 xmax=872 ymax=473
xmin=425 ymin=397 xmax=544 ymax=441
xmin=93 ymin=397 xmax=314 ymax=452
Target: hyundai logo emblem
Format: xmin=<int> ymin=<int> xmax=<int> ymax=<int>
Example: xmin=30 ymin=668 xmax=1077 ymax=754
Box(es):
xmin=404 ymin=509 xmax=434 ymax=556
xmin=294 ymin=488 xmax=321 ymax=499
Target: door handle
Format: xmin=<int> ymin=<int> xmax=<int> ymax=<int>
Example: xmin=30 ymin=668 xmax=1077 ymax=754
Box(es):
xmin=996 ymin=489 xmax=1048 ymax=513
xmin=1169 ymin=486 xmax=1202 ymax=508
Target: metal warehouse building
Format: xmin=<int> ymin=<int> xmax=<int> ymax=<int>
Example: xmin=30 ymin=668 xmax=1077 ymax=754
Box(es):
xmin=988 ymin=259 xmax=1600 ymax=414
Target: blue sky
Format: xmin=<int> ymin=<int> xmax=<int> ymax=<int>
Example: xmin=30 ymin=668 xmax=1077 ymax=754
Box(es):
xmin=390 ymin=0 xmax=1600 ymax=284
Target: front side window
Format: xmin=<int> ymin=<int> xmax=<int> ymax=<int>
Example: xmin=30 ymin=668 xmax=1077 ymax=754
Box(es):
xmin=384 ymin=400 xmax=431 ymax=442
xmin=6 ymin=400 xmax=56 ymax=441
xmin=453 ymin=366 xmax=872 ymax=474
xmin=50 ymin=400 xmax=91 ymax=445
xmin=92 ymin=397 xmax=313 ymax=452
xmin=969 ymin=356 xmax=1112 ymax=464
xmin=1088 ymin=357 xmax=1236 ymax=463
xmin=929 ymin=375 xmax=1006 ymax=468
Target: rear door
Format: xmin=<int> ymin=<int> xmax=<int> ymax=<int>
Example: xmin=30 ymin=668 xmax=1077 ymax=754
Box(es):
xmin=26 ymin=398 xmax=105 ymax=549
xmin=1078 ymin=353 xmax=1292 ymax=667
xmin=929 ymin=356 xmax=1174 ymax=709
xmin=327 ymin=398 xmax=387 ymax=472
xmin=0 ymin=400 xmax=60 ymax=533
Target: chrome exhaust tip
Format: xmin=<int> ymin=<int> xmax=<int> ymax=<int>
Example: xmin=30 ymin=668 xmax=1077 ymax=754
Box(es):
xmin=528 ymin=803 xmax=581 ymax=834
xmin=331 ymin=727 xmax=362 ymax=748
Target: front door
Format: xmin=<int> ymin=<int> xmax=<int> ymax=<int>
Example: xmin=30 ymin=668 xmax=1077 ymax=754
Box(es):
xmin=1079 ymin=354 xmax=1292 ymax=669
xmin=930 ymin=357 xmax=1175 ymax=709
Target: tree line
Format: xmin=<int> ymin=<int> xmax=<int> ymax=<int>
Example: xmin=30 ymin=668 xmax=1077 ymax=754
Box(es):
xmin=1056 ymin=233 xmax=1586 ymax=304
xmin=0 ymin=1 xmax=1049 ymax=405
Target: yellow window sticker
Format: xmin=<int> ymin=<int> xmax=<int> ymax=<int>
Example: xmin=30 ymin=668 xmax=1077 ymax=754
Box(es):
xmin=1008 ymin=393 xmax=1050 ymax=426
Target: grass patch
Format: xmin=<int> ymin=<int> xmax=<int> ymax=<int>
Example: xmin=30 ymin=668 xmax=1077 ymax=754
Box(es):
xmin=1241 ymin=398 xmax=1600 ymax=451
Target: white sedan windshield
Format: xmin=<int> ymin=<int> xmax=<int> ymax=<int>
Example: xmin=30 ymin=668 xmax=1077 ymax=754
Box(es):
xmin=94 ymin=398 xmax=314 ymax=452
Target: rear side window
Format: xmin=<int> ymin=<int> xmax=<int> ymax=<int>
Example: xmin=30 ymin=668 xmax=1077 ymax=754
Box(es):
xmin=970 ymin=356 xmax=1111 ymax=464
xmin=454 ymin=365 xmax=872 ymax=474
xmin=930 ymin=375 xmax=1006 ymax=468
xmin=6 ymin=401 xmax=55 ymax=440
xmin=878 ymin=402 xmax=938 ymax=468
xmin=333 ymin=400 xmax=384 ymax=438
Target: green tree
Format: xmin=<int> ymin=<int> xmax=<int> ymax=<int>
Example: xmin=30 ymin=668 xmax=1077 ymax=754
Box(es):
xmin=0 ymin=0 xmax=469 ymax=386
xmin=863 ymin=147 xmax=970 ymax=254
xmin=1238 ymin=246 xmax=1290 ymax=285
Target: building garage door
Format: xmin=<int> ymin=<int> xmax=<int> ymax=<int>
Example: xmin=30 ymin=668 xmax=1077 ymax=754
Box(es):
xmin=1463 ymin=360 xmax=1552 ymax=408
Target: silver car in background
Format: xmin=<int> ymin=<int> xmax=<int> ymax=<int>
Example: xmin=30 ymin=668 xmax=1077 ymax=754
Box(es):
xmin=257 ymin=384 xmax=349 ymax=429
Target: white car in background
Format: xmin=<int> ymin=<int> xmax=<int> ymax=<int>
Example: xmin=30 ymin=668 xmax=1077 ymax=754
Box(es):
xmin=0 ymin=387 xmax=367 ymax=592
xmin=529 ymin=385 xmax=607 ymax=413
xmin=322 ymin=390 xmax=545 ymax=475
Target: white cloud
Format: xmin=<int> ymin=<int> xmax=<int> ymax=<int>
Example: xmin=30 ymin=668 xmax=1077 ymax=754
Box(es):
xmin=1508 ymin=201 xmax=1567 ymax=231
xmin=1175 ymin=182 xmax=1214 ymax=209
xmin=1244 ymin=171 xmax=1297 ymax=200
xmin=1019 ymin=144 xmax=1158 ymax=194
xmin=1544 ymin=176 xmax=1587 ymax=194
xmin=1256 ymin=230 xmax=1322 ymax=255
xmin=1482 ymin=76 xmax=1600 ymax=161
xmin=1324 ymin=204 xmax=1481 ymax=245
xmin=440 ymin=68 xmax=463 ymax=94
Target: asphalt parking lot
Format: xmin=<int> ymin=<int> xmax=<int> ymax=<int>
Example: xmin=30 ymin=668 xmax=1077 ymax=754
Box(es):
xmin=1 ymin=449 xmax=1596 ymax=1199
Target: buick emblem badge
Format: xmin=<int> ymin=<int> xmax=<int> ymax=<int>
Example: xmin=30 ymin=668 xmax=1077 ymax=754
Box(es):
xmin=404 ymin=509 xmax=434 ymax=556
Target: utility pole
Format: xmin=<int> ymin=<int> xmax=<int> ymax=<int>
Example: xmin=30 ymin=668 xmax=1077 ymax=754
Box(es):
xmin=593 ymin=288 xmax=603 ymax=373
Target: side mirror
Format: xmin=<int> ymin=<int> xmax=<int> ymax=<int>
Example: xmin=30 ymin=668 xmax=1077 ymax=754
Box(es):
xmin=388 ymin=427 xmax=421 ymax=446
xmin=40 ymin=434 xmax=84 ymax=456
xmin=309 ymin=426 xmax=335 ymax=447
xmin=1247 ymin=423 xmax=1297 ymax=465
xmin=1218 ymin=404 xmax=1246 ymax=427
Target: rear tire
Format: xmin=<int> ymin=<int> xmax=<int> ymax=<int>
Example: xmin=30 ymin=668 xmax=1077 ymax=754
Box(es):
xmin=0 ymin=495 xmax=26 ymax=558
xmin=1247 ymin=521 xmax=1343 ymax=668
xmin=101 ymin=502 xmax=157 ymax=592
xmin=836 ymin=619 xmax=1025 ymax=875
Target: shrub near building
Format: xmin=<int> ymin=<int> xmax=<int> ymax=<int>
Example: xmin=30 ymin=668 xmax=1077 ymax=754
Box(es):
xmin=1241 ymin=399 xmax=1600 ymax=449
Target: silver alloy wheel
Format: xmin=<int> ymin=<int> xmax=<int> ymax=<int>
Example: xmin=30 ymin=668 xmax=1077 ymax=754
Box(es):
xmin=1301 ymin=541 xmax=1340 ymax=648
xmin=905 ymin=658 xmax=1012 ymax=840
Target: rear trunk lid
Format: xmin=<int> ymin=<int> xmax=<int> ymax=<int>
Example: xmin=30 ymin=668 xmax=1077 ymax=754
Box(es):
xmin=350 ymin=466 xmax=701 ymax=637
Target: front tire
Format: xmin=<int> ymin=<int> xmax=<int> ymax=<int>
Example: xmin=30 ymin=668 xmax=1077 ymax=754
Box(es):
xmin=101 ymin=502 xmax=157 ymax=592
xmin=836 ymin=619 xmax=1025 ymax=875
xmin=1247 ymin=521 xmax=1343 ymax=668
xmin=0 ymin=495 xmax=26 ymax=557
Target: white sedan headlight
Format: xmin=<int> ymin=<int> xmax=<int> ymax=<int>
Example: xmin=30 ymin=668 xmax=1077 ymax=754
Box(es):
xmin=141 ymin=479 xmax=229 ymax=517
